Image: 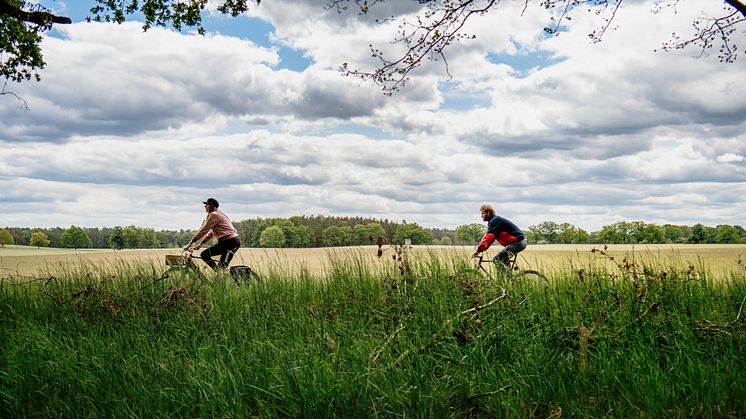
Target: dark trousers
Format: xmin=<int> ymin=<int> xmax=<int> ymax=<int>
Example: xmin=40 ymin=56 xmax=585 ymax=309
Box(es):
xmin=493 ymin=238 xmax=528 ymax=269
xmin=200 ymin=236 xmax=241 ymax=270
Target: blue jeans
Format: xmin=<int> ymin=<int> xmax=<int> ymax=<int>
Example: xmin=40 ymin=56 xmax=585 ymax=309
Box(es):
xmin=493 ymin=239 xmax=528 ymax=269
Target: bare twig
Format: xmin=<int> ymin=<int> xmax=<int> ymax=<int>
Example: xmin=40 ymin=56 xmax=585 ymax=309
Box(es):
xmin=693 ymin=294 xmax=746 ymax=335
xmin=460 ymin=287 xmax=508 ymax=316
xmin=393 ymin=287 xmax=507 ymax=367
xmin=635 ymin=301 xmax=660 ymax=322
xmin=658 ymin=3 xmax=745 ymax=63
xmin=590 ymin=0 xmax=623 ymax=43
xmin=1 ymin=82 xmax=29 ymax=111
xmin=369 ymin=321 xmax=407 ymax=364
xmin=735 ymin=294 xmax=746 ymax=322
xmin=343 ymin=0 xmax=496 ymax=94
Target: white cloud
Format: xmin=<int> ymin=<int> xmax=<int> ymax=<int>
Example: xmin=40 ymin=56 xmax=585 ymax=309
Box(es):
xmin=716 ymin=153 xmax=745 ymax=163
xmin=1 ymin=0 xmax=745 ymax=232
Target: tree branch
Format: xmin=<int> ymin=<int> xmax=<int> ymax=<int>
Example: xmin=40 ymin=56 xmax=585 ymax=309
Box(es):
xmin=1 ymin=81 xmax=29 ymax=111
xmin=343 ymin=0 xmax=496 ymax=94
xmin=658 ymin=5 xmax=745 ymax=63
xmin=0 ymin=0 xmax=72 ymax=25
xmin=724 ymin=0 xmax=746 ymax=18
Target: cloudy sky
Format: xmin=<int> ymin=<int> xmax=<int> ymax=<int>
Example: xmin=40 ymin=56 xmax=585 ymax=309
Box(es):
xmin=1 ymin=0 xmax=744 ymax=232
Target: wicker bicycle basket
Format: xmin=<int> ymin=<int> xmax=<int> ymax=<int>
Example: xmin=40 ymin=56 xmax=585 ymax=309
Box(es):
xmin=165 ymin=254 xmax=183 ymax=266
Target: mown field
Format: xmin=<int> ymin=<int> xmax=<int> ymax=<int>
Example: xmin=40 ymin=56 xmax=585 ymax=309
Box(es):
xmin=1 ymin=245 xmax=744 ymax=417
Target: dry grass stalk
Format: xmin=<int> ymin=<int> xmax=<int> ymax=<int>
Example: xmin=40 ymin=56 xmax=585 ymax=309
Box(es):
xmin=392 ymin=288 xmax=508 ymax=367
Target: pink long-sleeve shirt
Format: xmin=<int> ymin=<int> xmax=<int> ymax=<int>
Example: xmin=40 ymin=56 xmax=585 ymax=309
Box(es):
xmin=187 ymin=210 xmax=238 ymax=247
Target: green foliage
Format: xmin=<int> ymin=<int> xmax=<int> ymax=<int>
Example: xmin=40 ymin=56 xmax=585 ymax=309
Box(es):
xmin=0 ymin=1 xmax=48 ymax=83
xmin=592 ymin=221 xmax=718 ymax=244
xmin=273 ymin=218 xmax=313 ymax=248
xmin=439 ymin=235 xmax=452 ymax=245
xmin=393 ymin=223 xmax=432 ymax=245
xmin=2 ymin=218 xmax=744 ymax=250
xmin=556 ymin=222 xmax=590 ymax=243
xmin=259 ymin=225 xmax=285 ymax=248
xmin=0 ymin=0 xmax=256 ymax=86
xmin=353 ymin=223 xmax=386 ymax=245
xmin=140 ymin=228 xmax=160 ymax=248
xmin=88 ymin=0 xmax=257 ymax=33
xmin=29 ymin=230 xmax=50 ymax=247
xmin=690 ymin=223 xmax=713 ymax=243
xmin=321 ymin=225 xmax=354 ymax=247
xmin=60 ymin=225 xmax=92 ymax=249
xmin=663 ymin=224 xmax=692 ymax=243
xmin=112 ymin=225 xmax=159 ymax=248
xmin=0 ymin=228 xmax=15 ymax=246
xmin=108 ymin=226 xmax=125 ymax=249
xmin=0 ymin=255 xmax=744 ymax=417
xmin=455 ymin=223 xmax=485 ymax=244
xmin=526 ymin=221 xmax=590 ymax=244
xmin=715 ymin=224 xmax=745 ymax=244
xmin=122 ymin=225 xmax=142 ymax=248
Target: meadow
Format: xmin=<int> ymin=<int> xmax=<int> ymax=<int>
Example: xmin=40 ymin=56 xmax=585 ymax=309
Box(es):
xmin=1 ymin=245 xmax=745 ymax=417
xmin=2 ymin=243 xmax=745 ymax=280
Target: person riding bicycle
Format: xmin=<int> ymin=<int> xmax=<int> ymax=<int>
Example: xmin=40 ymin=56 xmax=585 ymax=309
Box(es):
xmin=471 ymin=204 xmax=528 ymax=270
xmin=183 ymin=198 xmax=241 ymax=270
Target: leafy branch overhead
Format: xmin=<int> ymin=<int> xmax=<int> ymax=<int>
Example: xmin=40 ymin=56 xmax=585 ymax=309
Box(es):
xmin=86 ymin=0 xmax=260 ymax=34
xmin=337 ymin=0 xmax=746 ymax=93
xmin=0 ymin=0 xmax=71 ymax=83
xmin=0 ymin=0 xmax=262 ymax=87
xmin=0 ymin=0 xmax=744 ymax=94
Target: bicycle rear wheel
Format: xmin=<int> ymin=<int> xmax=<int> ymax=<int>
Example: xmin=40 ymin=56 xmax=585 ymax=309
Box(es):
xmin=515 ymin=269 xmax=548 ymax=283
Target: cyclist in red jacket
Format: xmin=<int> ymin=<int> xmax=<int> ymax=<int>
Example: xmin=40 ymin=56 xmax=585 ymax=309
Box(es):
xmin=471 ymin=204 xmax=528 ymax=269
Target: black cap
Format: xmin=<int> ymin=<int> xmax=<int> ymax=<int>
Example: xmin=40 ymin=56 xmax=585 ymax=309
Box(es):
xmin=203 ymin=198 xmax=219 ymax=208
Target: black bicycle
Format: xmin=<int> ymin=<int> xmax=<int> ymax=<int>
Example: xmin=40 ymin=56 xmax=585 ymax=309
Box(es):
xmin=472 ymin=251 xmax=547 ymax=283
xmin=163 ymin=250 xmax=257 ymax=283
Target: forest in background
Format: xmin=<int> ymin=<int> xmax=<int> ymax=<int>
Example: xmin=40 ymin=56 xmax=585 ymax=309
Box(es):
xmin=1 ymin=216 xmax=745 ymax=249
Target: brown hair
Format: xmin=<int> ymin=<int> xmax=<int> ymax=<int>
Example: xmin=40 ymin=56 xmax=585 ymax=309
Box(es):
xmin=480 ymin=204 xmax=495 ymax=218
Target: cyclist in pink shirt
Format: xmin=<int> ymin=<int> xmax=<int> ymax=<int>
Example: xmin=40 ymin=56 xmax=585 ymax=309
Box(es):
xmin=183 ymin=198 xmax=241 ymax=269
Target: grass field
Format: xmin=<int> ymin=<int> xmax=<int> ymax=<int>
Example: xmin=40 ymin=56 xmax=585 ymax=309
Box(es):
xmin=1 ymin=247 xmax=744 ymax=417
xmin=2 ymin=243 xmax=745 ymax=281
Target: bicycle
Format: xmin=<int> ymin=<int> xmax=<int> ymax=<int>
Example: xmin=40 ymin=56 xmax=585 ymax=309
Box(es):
xmin=162 ymin=249 xmax=257 ymax=283
xmin=472 ymin=251 xmax=547 ymax=283
xmin=163 ymin=250 xmax=204 ymax=279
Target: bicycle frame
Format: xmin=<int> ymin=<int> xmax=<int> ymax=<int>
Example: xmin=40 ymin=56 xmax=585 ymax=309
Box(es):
xmin=472 ymin=252 xmax=546 ymax=282
xmin=473 ymin=251 xmax=518 ymax=272
xmin=180 ymin=249 xmax=256 ymax=283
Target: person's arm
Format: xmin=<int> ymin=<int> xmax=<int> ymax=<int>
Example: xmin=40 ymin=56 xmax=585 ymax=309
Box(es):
xmin=195 ymin=230 xmax=214 ymax=249
xmin=475 ymin=232 xmax=496 ymax=253
xmin=184 ymin=214 xmax=217 ymax=249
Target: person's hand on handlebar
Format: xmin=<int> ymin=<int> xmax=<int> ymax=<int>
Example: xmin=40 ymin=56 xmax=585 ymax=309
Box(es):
xmin=471 ymin=250 xmax=482 ymax=259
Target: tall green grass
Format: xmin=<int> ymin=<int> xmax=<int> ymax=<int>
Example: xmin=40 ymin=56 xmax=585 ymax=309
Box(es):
xmin=1 ymin=251 xmax=744 ymax=417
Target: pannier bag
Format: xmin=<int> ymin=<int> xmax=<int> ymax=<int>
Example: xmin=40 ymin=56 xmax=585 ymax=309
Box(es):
xmin=229 ymin=265 xmax=255 ymax=282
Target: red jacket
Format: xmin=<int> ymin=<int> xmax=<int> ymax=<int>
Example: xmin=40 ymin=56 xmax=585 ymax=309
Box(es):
xmin=476 ymin=215 xmax=525 ymax=252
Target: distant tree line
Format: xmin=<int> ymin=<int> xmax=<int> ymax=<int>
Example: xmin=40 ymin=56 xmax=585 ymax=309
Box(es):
xmin=523 ymin=221 xmax=746 ymax=245
xmin=1 ymin=226 xmax=194 ymax=249
xmin=442 ymin=221 xmax=746 ymax=246
xmin=1 ymin=219 xmax=744 ymax=250
xmin=0 ymin=216 xmax=434 ymax=249
xmin=233 ymin=216 xmax=432 ymax=248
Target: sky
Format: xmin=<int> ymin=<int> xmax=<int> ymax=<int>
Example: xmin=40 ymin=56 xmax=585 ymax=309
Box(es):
xmin=1 ymin=0 xmax=745 ymax=233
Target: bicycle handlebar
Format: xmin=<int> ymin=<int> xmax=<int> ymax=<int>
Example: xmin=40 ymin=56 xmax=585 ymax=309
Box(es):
xmin=182 ymin=249 xmax=200 ymax=260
